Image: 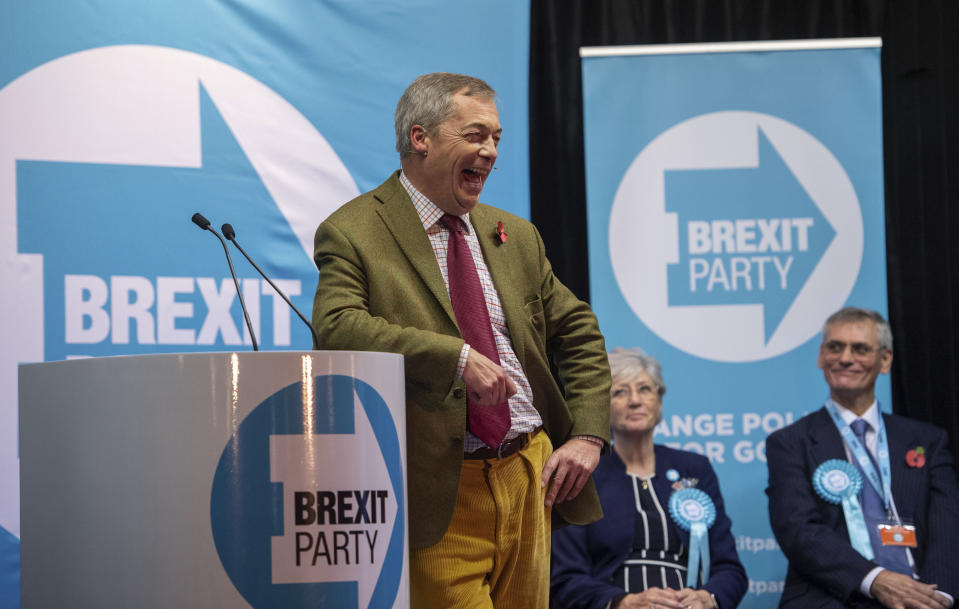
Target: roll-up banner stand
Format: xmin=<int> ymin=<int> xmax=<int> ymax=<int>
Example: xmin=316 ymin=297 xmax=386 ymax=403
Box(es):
xmin=581 ymin=38 xmax=886 ymax=606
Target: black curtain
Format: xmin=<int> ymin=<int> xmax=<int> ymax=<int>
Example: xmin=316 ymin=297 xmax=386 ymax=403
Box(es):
xmin=529 ymin=0 xmax=959 ymax=456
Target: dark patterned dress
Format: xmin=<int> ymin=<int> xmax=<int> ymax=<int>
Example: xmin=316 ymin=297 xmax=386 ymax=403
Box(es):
xmin=611 ymin=473 xmax=688 ymax=593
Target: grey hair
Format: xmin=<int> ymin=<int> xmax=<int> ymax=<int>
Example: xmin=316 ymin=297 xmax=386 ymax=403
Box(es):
xmin=822 ymin=306 xmax=893 ymax=351
xmin=607 ymin=347 xmax=666 ymax=396
xmin=394 ymin=72 xmax=496 ymax=157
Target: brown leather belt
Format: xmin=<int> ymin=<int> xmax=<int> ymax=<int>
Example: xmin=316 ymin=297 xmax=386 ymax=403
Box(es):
xmin=464 ymin=428 xmax=542 ymax=460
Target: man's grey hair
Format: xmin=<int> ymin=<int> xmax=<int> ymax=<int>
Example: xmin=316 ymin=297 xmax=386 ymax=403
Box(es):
xmin=822 ymin=306 xmax=893 ymax=351
xmin=394 ymin=72 xmax=496 ymax=157
xmin=607 ymin=347 xmax=666 ymax=397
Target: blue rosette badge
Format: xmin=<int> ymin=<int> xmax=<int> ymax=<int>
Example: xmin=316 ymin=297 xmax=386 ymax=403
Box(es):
xmin=669 ymin=488 xmax=716 ymax=587
xmin=813 ymin=459 xmax=874 ymax=560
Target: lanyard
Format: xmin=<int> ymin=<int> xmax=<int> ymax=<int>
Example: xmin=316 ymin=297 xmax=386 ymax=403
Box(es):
xmin=824 ymin=401 xmax=893 ymax=513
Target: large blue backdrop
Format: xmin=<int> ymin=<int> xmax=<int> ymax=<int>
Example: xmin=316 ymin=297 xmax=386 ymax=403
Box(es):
xmin=0 ymin=2 xmax=530 ymax=606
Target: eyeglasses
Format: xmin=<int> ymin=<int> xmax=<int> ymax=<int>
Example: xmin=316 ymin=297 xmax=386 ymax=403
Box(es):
xmin=821 ymin=340 xmax=884 ymax=359
xmin=611 ymin=384 xmax=658 ymax=399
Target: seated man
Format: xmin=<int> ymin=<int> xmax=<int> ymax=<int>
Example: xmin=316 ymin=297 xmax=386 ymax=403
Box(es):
xmin=766 ymin=307 xmax=959 ymax=608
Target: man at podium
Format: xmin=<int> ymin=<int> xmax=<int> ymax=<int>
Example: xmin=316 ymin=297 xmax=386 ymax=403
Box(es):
xmin=312 ymin=72 xmax=611 ymax=609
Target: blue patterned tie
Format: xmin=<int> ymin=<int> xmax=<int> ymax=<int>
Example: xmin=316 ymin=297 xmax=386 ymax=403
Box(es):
xmin=849 ymin=419 xmax=912 ymax=575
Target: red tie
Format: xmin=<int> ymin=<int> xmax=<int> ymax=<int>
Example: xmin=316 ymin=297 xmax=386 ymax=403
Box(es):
xmin=440 ymin=214 xmax=510 ymax=448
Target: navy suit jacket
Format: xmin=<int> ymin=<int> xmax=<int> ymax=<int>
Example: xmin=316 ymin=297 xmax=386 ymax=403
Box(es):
xmin=551 ymin=445 xmax=748 ymax=609
xmin=766 ymin=407 xmax=959 ymax=608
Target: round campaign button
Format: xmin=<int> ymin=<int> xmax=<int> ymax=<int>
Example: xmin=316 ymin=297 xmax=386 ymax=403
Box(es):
xmin=668 ymin=488 xmax=716 ymax=531
xmin=813 ymin=459 xmax=862 ymax=504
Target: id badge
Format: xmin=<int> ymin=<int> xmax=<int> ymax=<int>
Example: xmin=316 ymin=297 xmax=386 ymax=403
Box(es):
xmin=878 ymin=521 xmax=918 ymax=547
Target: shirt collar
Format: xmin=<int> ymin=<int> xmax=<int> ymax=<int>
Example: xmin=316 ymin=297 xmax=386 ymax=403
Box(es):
xmin=399 ymin=170 xmax=474 ymax=235
xmin=830 ymin=398 xmax=880 ymax=430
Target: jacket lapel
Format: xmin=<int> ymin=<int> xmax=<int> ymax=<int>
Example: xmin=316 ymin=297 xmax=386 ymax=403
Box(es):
xmin=652 ymin=448 xmax=689 ymax=547
xmin=373 ymin=173 xmax=456 ymax=326
xmin=884 ymin=414 xmax=920 ymax=521
xmin=809 ymin=406 xmax=848 ymax=465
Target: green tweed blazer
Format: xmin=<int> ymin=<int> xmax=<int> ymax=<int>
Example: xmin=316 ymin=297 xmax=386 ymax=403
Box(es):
xmin=312 ymin=171 xmax=611 ymax=549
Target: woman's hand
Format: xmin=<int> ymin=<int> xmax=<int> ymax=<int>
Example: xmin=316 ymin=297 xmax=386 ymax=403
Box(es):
xmin=675 ymin=588 xmax=716 ymax=609
xmin=618 ymin=587 xmax=684 ymax=609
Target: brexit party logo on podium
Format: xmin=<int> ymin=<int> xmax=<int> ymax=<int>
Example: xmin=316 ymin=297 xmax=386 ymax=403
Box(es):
xmin=210 ymin=375 xmax=405 ymax=609
xmin=609 ymin=111 xmax=863 ymax=362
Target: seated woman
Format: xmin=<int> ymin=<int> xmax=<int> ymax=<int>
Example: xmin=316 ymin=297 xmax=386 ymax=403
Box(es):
xmin=551 ymin=348 xmax=747 ymax=609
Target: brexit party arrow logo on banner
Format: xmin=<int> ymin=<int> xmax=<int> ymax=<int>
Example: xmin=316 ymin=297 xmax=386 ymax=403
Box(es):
xmin=17 ymin=83 xmax=302 ymax=355
xmin=608 ymin=111 xmax=864 ymax=363
xmin=5 ymin=45 xmax=360 ymax=362
xmin=664 ymin=127 xmax=837 ymax=344
xmin=0 ymin=44 xmax=360 ymax=548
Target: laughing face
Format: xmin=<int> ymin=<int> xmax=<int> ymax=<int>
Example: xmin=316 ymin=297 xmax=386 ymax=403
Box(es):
xmin=411 ymin=91 xmax=501 ymax=215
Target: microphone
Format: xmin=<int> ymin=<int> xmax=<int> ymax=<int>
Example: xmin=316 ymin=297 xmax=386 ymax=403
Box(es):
xmin=190 ymin=213 xmax=259 ymax=351
xmin=221 ymin=222 xmax=320 ymax=348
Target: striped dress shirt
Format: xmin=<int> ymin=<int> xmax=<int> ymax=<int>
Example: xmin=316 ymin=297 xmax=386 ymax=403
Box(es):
xmin=399 ymin=172 xmax=540 ymax=452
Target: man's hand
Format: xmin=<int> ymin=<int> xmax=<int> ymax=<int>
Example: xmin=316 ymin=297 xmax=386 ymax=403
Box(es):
xmin=871 ymin=569 xmax=952 ymax=609
xmin=541 ymin=437 xmax=601 ymax=507
xmin=617 ymin=587 xmax=683 ymax=608
xmin=676 ymin=588 xmax=715 ymax=609
xmin=462 ymin=349 xmax=516 ymax=406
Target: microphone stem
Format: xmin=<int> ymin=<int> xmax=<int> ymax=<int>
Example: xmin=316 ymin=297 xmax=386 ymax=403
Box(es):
xmin=229 ymin=237 xmax=319 ymax=348
xmin=211 ymin=230 xmax=259 ymax=351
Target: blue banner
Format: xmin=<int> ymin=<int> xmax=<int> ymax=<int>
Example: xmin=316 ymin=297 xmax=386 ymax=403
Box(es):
xmin=582 ymin=40 xmax=886 ymax=607
xmin=0 ymin=2 xmax=530 ymax=606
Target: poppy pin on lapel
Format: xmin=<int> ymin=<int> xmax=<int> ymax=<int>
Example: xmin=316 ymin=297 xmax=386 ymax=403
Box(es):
xmin=906 ymin=446 xmax=925 ymax=468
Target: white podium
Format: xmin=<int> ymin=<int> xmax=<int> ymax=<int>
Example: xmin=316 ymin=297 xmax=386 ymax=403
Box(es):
xmin=19 ymin=351 xmax=408 ymax=609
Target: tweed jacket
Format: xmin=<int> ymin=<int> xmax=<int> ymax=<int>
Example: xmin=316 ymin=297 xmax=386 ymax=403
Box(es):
xmin=312 ymin=171 xmax=612 ymax=549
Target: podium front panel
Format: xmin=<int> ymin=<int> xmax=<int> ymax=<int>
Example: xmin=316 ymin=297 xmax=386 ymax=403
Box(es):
xmin=19 ymin=351 xmax=408 ymax=609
